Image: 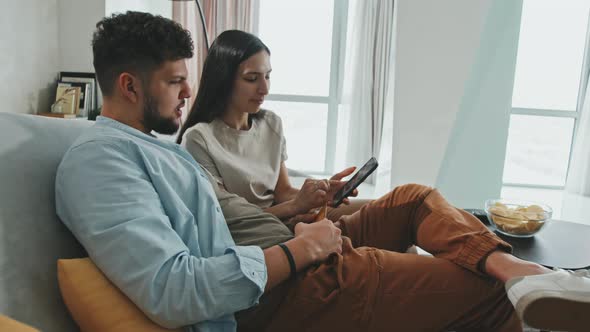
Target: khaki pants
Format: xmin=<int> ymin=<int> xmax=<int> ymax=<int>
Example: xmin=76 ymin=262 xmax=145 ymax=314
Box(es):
xmin=238 ymin=184 xmax=521 ymax=332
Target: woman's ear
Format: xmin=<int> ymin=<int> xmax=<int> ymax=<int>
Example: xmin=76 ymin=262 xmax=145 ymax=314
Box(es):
xmin=117 ymin=72 xmax=141 ymax=103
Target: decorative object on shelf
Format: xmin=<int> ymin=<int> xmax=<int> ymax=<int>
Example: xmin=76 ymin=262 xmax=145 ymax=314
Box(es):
xmin=50 ymin=102 xmax=63 ymax=114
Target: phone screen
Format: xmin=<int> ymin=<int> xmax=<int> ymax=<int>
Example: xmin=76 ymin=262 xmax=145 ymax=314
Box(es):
xmin=332 ymin=157 xmax=378 ymax=207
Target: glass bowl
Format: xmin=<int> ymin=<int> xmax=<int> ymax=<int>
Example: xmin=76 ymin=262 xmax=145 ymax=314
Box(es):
xmin=484 ymin=199 xmax=552 ymax=238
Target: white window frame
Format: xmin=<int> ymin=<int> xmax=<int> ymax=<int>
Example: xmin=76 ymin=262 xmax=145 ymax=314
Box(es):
xmin=261 ymin=0 xmax=349 ymax=175
xmin=503 ymin=12 xmax=590 ymax=190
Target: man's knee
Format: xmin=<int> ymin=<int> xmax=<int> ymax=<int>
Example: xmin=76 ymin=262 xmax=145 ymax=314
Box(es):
xmin=384 ymin=183 xmax=433 ymax=203
xmin=396 ymin=183 xmax=432 ymax=193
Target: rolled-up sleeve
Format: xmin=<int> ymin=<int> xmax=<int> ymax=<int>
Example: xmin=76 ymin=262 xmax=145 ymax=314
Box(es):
xmin=56 ymin=140 xmax=266 ymax=328
xmin=225 ymin=246 xmax=267 ymax=291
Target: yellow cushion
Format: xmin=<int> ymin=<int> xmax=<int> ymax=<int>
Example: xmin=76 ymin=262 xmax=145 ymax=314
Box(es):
xmin=57 ymin=258 xmax=182 ymax=332
xmin=0 ymin=315 xmax=39 ymax=332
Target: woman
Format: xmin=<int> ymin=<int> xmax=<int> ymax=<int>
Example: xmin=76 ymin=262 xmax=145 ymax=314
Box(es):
xmin=177 ymin=30 xmax=367 ymax=222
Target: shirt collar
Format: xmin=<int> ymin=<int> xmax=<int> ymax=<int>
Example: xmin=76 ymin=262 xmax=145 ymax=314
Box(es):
xmin=95 ymin=116 xmax=175 ymax=147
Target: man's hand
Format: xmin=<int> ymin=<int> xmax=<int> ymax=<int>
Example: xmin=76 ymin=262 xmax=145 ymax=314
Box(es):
xmin=264 ymin=218 xmax=342 ymax=290
xmin=294 ymin=219 xmax=342 ymax=262
xmin=284 ymin=211 xmax=319 ymax=229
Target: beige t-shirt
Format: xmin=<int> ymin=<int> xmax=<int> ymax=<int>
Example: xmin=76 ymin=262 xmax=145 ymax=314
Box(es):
xmin=201 ymin=163 xmax=293 ymax=248
xmin=182 ymin=110 xmax=287 ymax=209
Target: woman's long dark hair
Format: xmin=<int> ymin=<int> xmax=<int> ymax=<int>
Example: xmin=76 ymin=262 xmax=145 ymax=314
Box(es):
xmin=176 ymin=30 xmax=270 ymax=144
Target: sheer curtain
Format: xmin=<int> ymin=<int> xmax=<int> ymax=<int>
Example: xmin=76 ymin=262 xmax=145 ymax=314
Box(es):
xmin=173 ymin=1 xmax=203 ymax=122
xmin=201 ymin=0 xmax=258 ymax=38
xmin=172 ymin=0 xmax=258 ymax=121
xmin=342 ymin=0 xmax=395 ymax=184
xmin=565 ymin=14 xmax=590 ymax=196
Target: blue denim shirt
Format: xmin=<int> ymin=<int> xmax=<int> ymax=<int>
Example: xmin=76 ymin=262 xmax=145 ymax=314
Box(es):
xmin=56 ymin=116 xmax=267 ymax=332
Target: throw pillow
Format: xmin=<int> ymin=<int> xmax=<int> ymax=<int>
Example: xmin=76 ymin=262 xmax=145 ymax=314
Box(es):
xmin=0 ymin=315 xmax=39 ymax=332
xmin=57 ymin=258 xmax=182 ymax=332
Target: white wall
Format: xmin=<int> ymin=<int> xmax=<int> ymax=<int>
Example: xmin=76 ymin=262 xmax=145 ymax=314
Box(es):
xmin=57 ymin=0 xmax=171 ymax=73
xmin=391 ymin=0 xmax=491 ymax=187
xmin=391 ymin=0 xmax=522 ymax=207
xmin=435 ymin=1 xmax=523 ymax=208
xmin=105 ymin=0 xmax=172 ymax=18
xmin=0 ymin=1 xmax=59 ymax=114
xmin=57 ymin=0 xmax=171 ymax=106
xmin=58 ymin=0 xmax=106 ymax=73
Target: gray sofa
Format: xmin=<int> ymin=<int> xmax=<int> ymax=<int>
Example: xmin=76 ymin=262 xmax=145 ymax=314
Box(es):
xmin=0 ymin=113 xmax=309 ymax=331
xmin=0 ymin=113 xmax=92 ymax=331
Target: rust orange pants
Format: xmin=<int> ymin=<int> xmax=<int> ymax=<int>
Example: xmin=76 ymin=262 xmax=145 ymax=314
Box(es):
xmin=239 ymin=184 xmax=521 ymax=332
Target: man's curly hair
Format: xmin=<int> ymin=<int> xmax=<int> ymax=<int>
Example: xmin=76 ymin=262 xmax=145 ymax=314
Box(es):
xmin=92 ymin=11 xmax=194 ymax=96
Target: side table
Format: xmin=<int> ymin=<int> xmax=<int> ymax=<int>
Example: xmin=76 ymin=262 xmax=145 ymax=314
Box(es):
xmin=490 ymin=220 xmax=590 ymax=270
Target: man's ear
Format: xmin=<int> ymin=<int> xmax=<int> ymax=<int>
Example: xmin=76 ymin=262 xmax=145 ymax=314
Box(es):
xmin=117 ymin=72 xmax=141 ymax=103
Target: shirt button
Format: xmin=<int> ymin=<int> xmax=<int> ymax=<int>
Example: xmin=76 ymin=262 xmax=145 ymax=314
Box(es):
xmin=216 ymin=206 xmax=221 ymax=213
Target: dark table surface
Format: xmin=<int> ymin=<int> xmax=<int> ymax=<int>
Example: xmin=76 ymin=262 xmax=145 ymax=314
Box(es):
xmin=488 ymin=220 xmax=590 ymax=270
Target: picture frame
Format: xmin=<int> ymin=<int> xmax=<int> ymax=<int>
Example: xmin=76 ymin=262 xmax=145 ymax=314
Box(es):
xmin=57 ymin=81 xmax=89 ymax=116
xmin=54 ymin=85 xmax=81 ymax=115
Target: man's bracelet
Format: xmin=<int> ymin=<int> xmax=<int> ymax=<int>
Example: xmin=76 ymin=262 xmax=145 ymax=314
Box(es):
xmin=278 ymin=243 xmax=297 ymax=278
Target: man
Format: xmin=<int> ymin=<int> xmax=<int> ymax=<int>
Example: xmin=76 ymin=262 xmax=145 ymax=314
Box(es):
xmin=56 ymin=11 xmax=590 ymax=332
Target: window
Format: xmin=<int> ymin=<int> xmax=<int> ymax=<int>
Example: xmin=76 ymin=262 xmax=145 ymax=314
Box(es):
xmin=257 ymin=0 xmax=348 ymax=174
xmin=502 ymin=0 xmax=590 ymax=189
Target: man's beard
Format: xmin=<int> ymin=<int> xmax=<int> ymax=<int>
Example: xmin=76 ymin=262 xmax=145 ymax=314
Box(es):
xmin=143 ymin=93 xmax=179 ymax=135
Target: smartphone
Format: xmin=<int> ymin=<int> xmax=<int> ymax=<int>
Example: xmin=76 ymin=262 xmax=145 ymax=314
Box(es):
xmin=332 ymin=157 xmax=379 ymax=207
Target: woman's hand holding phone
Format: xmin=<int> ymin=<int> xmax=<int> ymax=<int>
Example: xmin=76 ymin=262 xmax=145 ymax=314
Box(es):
xmin=292 ymin=178 xmax=330 ymax=214
xmin=328 ymin=167 xmax=359 ymax=206
xmin=332 ymin=158 xmax=378 ymax=207
xmin=291 ymin=166 xmax=362 ymax=217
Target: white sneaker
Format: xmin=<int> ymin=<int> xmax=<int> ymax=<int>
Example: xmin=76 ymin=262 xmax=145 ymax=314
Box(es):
xmin=505 ymin=269 xmax=590 ymax=331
